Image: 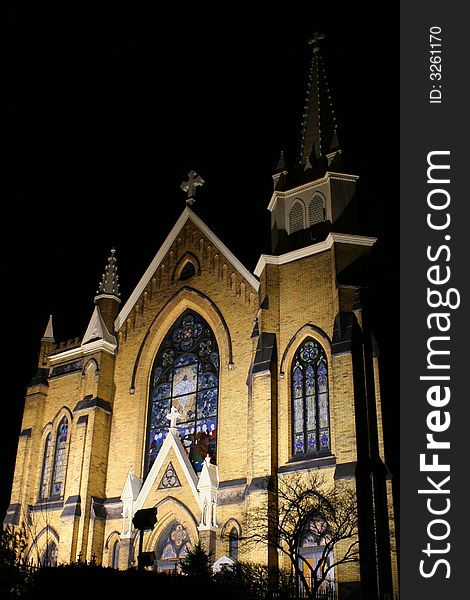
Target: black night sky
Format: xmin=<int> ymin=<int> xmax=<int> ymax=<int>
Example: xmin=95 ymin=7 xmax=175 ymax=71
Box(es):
xmin=2 ymin=6 xmax=398 ymax=518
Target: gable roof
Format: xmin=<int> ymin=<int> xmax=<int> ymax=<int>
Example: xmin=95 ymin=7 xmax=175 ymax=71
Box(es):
xmin=134 ymin=428 xmax=200 ymax=511
xmin=114 ymin=207 xmax=259 ymax=331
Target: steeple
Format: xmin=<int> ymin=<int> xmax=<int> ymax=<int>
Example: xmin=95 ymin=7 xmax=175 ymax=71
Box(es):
xmin=298 ymin=32 xmax=341 ymax=179
xmin=267 ymin=34 xmax=358 ymax=255
xmin=97 ymin=248 xmax=120 ymax=298
xmin=94 ymin=248 xmax=121 ymax=333
xmin=42 ymin=314 xmax=54 ymax=340
xmin=38 ymin=315 xmax=55 ymax=371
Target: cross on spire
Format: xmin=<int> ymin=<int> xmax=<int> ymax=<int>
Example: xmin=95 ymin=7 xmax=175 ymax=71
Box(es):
xmin=180 ymin=170 xmax=204 ymax=206
xmin=308 ymin=31 xmax=325 ymax=53
xmin=166 ymin=406 xmax=182 ymax=429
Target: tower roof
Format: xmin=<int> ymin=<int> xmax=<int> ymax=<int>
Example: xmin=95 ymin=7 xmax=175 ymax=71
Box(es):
xmin=97 ymin=248 xmax=120 ymax=298
xmin=298 ymin=33 xmax=340 ymax=175
xmin=42 ymin=314 xmax=54 ymax=340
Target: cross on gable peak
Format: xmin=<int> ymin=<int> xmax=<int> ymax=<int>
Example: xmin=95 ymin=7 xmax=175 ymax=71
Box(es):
xmin=166 ymin=405 xmax=182 ymax=429
xmin=180 ymin=170 xmax=205 ymax=206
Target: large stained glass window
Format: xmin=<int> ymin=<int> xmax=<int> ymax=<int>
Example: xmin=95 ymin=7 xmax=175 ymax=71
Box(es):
xmin=146 ymin=310 xmax=219 ymax=474
xmin=292 ymin=338 xmax=330 ymax=457
xmin=50 ymin=417 xmax=69 ymax=497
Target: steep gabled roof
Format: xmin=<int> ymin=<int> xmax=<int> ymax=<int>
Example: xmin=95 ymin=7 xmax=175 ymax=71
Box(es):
xmin=114 ymin=207 xmax=259 ymax=331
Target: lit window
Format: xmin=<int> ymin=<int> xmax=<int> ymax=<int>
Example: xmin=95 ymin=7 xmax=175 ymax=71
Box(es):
xmin=50 ymin=417 xmax=69 ymax=497
xmin=146 ymin=310 xmax=219 ymax=473
xmin=292 ymin=338 xmax=330 ymax=457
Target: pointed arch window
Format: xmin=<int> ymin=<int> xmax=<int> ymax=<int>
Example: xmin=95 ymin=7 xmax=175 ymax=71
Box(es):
xmin=50 ymin=417 xmax=69 ymax=497
xmin=111 ymin=540 xmax=120 ymax=569
xmin=39 ymin=433 xmax=53 ymax=499
xmin=289 ymin=201 xmax=304 ymax=233
xmin=146 ymin=310 xmax=219 ymax=474
xmin=228 ymin=527 xmax=239 ymax=561
xmin=291 ymin=338 xmax=330 ymax=457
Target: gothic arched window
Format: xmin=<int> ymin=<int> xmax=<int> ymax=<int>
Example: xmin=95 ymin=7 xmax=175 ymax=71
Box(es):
xmin=228 ymin=527 xmax=239 ymax=561
xmin=50 ymin=417 xmax=69 ymax=497
xmin=111 ymin=540 xmax=120 ymax=569
xmin=146 ymin=310 xmax=219 ymax=474
xmin=289 ymin=201 xmax=304 ymax=233
xmin=291 ymin=338 xmax=330 ymax=457
xmin=39 ymin=433 xmax=52 ymax=499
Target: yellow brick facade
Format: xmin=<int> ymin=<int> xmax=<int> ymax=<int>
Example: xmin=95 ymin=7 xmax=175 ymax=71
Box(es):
xmin=5 ymin=209 xmax=398 ymax=599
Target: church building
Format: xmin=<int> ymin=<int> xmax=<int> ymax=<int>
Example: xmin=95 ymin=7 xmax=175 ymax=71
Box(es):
xmin=5 ymin=37 xmax=398 ymax=599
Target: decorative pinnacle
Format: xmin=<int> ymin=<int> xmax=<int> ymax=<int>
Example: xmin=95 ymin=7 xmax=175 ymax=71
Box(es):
xmin=180 ymin=170 xmax=205 ymax=206
xmin=97 ymin=248 xmax=120 ymax=297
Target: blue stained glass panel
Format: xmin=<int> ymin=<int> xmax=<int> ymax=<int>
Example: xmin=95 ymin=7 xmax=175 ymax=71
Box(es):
xmin=317 ymin=361 xmax=328 ymax=393
xmin=319 ymin=429 xmax=330 ymax=449
xmin=198 ymin=372 xmax=217 ymax=390
xmin=151 ymin=399 xmax=171 ymax=428
xmin=307 ymin=431 xmax=317 ymax=451
xmin=153 ymin=367 xmax=162 ymax=386
xmin=210 ymin=352 xmax=219 ymax=368
xmin=197 ymin=389 xmax=218 ymax=418
xmin=174 ymin=353 xmax=198 ymax=368
xmin=153 ymin=383 xmax=172 ymax=401
xmin=305 ymin=364 xmax=315 ymax=396
xmin=294 ymin=433 xmax=305 ymax=454
xmin=293 ymin=367 xmax=303 ymax=398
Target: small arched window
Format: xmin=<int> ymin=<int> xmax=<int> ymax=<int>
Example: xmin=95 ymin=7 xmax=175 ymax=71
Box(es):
xmin=289 ymin=201 xmax=304 ymax=233
xmin=111 ymin=540 xmax=120 ymax=569
xmin=292 ymin=338 xmax=330 ymax=457
xmin=41 ymin=541 xmax=58 ymax=567
xmin=180 ymin=261 xmax=196 ymax=281
xmin=228 ymin=527 xmax=239 ymax=561
xmin=51 ymin=417 xmax=69 ymax=497
xmin=39 ymin=433 xmax=52 ymax=499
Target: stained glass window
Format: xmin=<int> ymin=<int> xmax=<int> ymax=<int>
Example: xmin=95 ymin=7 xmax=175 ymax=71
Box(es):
xmin=39 ymin=433 xmax=52 ymax=499
xmin=291 ymin=338 xmax=330 ymax=458
xmin=146 ymin=310 xmax=219 ymax=474
xmin=229 ymin=528 xmax=239 ymax=560
xmin=51 ymin=417 xmax=69 ymax=497
xmin=157 ymin=522 xmax=191 ymax=564
xmin=111 ymin=540 xmax=120 ymax=569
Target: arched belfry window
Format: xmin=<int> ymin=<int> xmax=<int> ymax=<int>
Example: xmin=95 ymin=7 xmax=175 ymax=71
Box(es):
xmin=146 ymin=310 xmax=219 ymax=474
xmin=292 ymin=338 xmax=330 ymax=457
xmin=289 ymin=201 xmax=304 ymax=233
xmin=50 ymin=417 xmax=69 ymax=497
xmin=309 ymin=194 xmax=325 ymax=226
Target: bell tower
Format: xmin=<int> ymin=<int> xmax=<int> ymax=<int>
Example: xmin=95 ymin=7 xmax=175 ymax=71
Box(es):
xmin=269 ymin=33 xmax=358 ymax=254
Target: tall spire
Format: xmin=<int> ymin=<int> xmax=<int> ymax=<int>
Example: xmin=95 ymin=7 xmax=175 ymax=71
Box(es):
xmin=42 ymin=314 xmax=54 ymax=340
xmin=97 ymin=248 xmax=120 ymax=298
xmin=298 ymin=32 xmax=340 ymax=175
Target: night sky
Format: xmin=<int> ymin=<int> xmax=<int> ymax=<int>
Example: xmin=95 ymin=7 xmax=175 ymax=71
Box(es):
xmin=2 ymin=6 xmax=398 ymax=517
